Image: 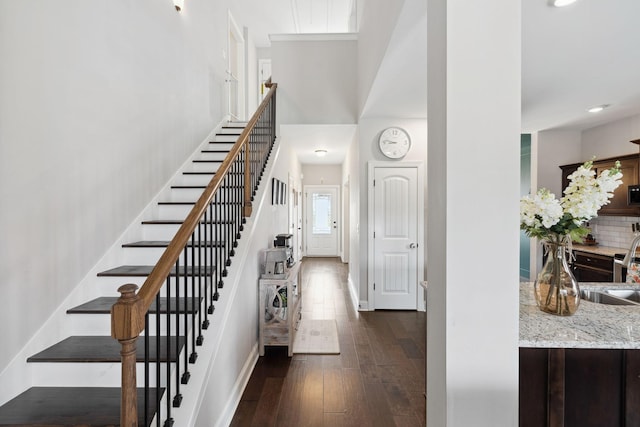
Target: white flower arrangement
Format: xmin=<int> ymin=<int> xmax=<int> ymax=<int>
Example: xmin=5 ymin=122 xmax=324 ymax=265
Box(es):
xmin=520 ymin=160 xmax=623 ymax=242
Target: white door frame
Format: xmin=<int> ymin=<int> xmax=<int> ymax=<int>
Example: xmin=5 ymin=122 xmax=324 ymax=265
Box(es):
xmin=227 ymin=11 xmax=245 ymax=121
xmin=367 ymin=161 xmax=425 ymax=311
xmin=258 ymin=58 xmax=272 ymax=104
xmin=304 ymin=184 xmax=340 ymax=257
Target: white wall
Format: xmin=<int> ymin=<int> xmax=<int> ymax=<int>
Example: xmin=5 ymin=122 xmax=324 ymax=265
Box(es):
xmin=0 ymin=0 xmax=260 ymax=394
xmin=270 ymin=34 xmax=358 ymax=125
xmin=343 ymin=131 xmax=361 ymax=308
xmin=534 ymin=130 xmax=582 ymax=197
xmin=355 ymin=118 xmax=428 ymax=307
xmin=356 ymin=0 xmax=405 ymax=113
xmin=301 ymin=165 xmax=343 ymax=186
xmin=582 ymin=113 xmax=640 ymax=159
xmin=427 ymin=0 xmax=520 ymax=425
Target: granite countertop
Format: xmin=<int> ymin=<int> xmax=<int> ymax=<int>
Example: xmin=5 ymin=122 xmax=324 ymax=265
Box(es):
xmin=571 ymin=243 xmax=629 ymax=257
xmin=520 ymin=282 xmax=640 ymax=349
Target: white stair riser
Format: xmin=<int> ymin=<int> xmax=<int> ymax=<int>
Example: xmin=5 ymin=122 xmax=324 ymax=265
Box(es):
xmin=188 ymin=162 xmax=222 ymax=173
xmin=169 ymin=188 xmax=207 ymax=201
xmin=176 ymin=174 xmax=217 ymax=187
xmin=142 ymin=222 xmax=239 ymax=241
xmin=142 ymin=223 xmax=182 ymax=241
xmin=97 ymin=275 xmax=217 ymax=298
xmin=67 ymin=312 xmax=207 ymax=336
xmin=198 ymin=152 xmax=229 ymax=161
xmin=209 ymin=139 xmax=236 ymax=146
xmin=122 ymin=246 xmax=225 ymax=265
xmin=157 ymin=204 xmax=243 ymax=220
xmin=216 ymin=128 xmax=243 ymax=136
xmin=30 ymin=360 xmax=181 ymax=387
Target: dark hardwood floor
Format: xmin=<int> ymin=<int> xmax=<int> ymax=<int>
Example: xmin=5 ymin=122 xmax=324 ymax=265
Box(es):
xmin=230 ymin=257 xmax=426 ymax=427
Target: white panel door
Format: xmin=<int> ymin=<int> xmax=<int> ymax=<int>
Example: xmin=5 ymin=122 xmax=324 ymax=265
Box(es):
xmin=305 ymin=186 xmax=339 ymax=256
xmin=373 ymin=167 xmax=418 ymax=309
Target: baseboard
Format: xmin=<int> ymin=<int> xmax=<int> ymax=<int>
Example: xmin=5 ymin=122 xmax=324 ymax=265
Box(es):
xmin=347 ymin=274 xmax=366 ymax=311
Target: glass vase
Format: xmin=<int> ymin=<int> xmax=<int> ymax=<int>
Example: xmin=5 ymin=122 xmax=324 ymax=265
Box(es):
xmin=534 ymin=235 xmax=580 ymax=316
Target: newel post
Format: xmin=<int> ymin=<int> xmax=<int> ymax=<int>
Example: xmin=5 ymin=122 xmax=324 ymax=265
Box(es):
xmin=111 ymin=283 xmax=145 ymax=427
xmin=244 ymin=144 xmax=253 ymax=217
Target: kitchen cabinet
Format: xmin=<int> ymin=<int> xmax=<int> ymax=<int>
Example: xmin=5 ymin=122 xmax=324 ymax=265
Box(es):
xmin=520 ymin=348 xmax=640 ymax=427
xmin=571 ymin=251 xmax=614 ymax=282
xmin=560 ymin=153 xmax=640 ymax=216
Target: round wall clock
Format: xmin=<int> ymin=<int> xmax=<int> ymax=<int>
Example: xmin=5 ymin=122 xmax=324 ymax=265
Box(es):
xmin=378 ymin=127 xmax=411 ymax=159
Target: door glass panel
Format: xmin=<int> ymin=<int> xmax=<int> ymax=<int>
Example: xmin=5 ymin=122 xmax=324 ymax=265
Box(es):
xmin=312 ymin=193 xmax=332 ymax=235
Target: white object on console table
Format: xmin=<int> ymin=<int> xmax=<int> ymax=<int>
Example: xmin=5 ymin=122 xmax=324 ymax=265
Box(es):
xmin=520 ymin=282 xmax=640 ymax=349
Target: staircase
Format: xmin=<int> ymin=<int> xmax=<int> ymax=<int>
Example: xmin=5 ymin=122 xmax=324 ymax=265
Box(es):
xmin=0 ymin=119 xmax=270 ymax=426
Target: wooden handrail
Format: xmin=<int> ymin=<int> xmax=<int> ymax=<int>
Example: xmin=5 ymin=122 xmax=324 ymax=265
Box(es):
xmin=111 ymin=82 xmax=277 ymax=426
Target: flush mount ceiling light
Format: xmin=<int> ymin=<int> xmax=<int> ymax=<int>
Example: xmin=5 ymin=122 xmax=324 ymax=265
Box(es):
xmin=587 ymin=104 xmax=610 ymax=113
xmin=549 ymin=0 xmax=578 ymax=7
xmin=314 ymin=149 xmax=328 ymax=157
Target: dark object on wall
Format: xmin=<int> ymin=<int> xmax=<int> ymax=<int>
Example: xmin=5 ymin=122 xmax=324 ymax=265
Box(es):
xmin=272 ymin=178 xmax=279 ymax=205
xmin=628 ymin=185 xmax=640 ymax=205
xmin=271 ymin=178 xmax=287 ymax=205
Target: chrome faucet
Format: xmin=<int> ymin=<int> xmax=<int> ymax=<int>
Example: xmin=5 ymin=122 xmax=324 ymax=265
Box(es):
xmin=620 ymin=222 xmax=640 ymax=269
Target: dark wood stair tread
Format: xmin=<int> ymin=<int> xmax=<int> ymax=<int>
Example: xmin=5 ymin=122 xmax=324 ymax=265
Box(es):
xmin=0 ymin=386 xmax=159 ymax=426
xmin=201 ymin=149 xmax=230 ymax=153
xmin=97 ymin=265 xmax=213 ymax=277
xmin=141 ymin=219 xmax=234 ymax=225
xmin=67 ymin=296 xmax=201 ymax=314
xmin=182 ymin=171 xmax=244 ymax=175
xmin=122 ymin=240 xmax=223 ymax=248
xmin=157 ymin=201 xmax=241 ymax=206
xmin=27 ymin=336 xmax=184 ymax=363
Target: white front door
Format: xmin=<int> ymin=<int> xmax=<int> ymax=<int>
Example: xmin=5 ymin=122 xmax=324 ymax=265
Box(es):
xmin=305 ymin=186 xmax=339 ymax=257
xmin=373 ymin=167 xmax=419 ymax=309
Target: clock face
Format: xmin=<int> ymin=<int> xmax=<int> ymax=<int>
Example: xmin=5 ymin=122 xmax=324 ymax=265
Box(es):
xmin=378 ymin=127 xmax=411 ymax=159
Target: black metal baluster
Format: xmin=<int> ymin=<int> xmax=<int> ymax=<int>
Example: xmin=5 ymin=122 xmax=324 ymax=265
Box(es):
xmin=217 ymin=188 xmax=224 ymax=295
xmin=156 ymin=291 xmax=162 ymax=427
xmin=164 ymin=274 xmax=173 ymax=427
xmin=197 ymin=221 xmax=206 ymax=339
xmin=212 ymin=197 xmax=220 ymax=300
xmin=170 ymin=250 xmax=182 ymax=407
xmin=145 ymin=311 xmax=150 ymax=427
xmin=225 ymin=174 xmax=232 ymax=270
xmin=188 ymin=232 xmax=198 ymax=363
xmin=203 ymin=208 xmax=212 ymax=318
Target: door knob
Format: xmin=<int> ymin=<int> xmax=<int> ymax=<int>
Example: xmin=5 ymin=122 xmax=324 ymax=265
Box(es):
xmin=409 ymin=243 xmax=417 ymax=249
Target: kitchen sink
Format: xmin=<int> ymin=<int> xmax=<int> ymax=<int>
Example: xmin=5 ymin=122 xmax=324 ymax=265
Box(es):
xmin=604 ymin=289 xmax=640 ymax=303
xmin=580 ymin=289 xmax=640 ymax=306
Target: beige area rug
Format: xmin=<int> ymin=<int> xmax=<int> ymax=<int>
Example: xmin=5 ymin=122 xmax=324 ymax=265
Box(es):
xmin=293 ymin=319 xmax=340 ymax=354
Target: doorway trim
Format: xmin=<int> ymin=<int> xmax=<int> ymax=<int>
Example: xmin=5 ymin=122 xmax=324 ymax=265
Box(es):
xmin=227 ymin=11 xmax=245 ymax=121
xmin=304 ymin=184 xmax=340 ymax=257
xmin=367 ymin=161 xmax=425 ymax=311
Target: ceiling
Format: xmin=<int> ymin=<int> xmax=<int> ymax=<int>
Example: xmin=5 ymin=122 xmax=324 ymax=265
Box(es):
xmin=237 ymin=0 xmax=640 ymax=162
xmin=233 ymin=0 xmax=356 ymax=47
xmin=522 ymin=0 xmax=640 ymax=133
xmin=279 ymin=125 xmax=357 ymax=164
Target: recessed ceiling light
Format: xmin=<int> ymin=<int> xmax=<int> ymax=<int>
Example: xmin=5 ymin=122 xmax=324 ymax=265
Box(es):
xmin=314 ymin=149 xmax=327 ymax=157
xmin=587 ymin=104 xmax=610 ymax=113
xmin=550 ymin=0 xmax=577 ymax=7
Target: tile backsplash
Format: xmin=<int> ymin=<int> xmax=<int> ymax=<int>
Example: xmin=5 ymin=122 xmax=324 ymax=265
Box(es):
xmin=589 ymin=216 xmax=640 ymax=249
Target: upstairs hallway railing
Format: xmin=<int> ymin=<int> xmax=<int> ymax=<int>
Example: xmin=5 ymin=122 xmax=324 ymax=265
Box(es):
xmin=111 ymin=81 xmax=277 ymax=427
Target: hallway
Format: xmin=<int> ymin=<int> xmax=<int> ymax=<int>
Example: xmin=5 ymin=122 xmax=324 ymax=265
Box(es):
xmin=230 ymin=257 xmax=426 ymax=426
